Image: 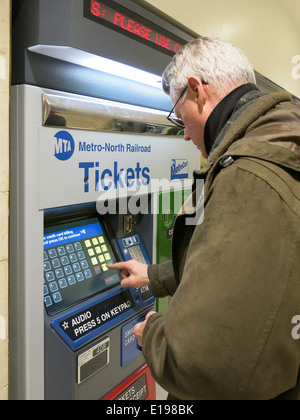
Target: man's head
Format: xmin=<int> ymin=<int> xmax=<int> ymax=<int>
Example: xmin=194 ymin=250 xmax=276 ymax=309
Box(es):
xmin=163 ymin=37 xmax=256 ymax=157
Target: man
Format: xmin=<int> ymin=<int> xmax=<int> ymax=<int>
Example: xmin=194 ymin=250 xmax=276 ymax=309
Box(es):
xmin=108 ymin=37 xmax=300 ymax=400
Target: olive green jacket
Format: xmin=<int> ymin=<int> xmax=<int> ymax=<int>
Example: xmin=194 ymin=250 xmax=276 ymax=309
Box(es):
xmin=143 ymin=91 xmax=300 ymax=400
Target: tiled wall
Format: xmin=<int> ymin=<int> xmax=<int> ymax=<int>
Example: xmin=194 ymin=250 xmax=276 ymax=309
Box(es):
xmin=0 ymin=0 xmax=10 ymax=401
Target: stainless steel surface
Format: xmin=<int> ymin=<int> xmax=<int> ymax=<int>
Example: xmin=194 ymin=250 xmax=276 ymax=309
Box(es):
xmin=43 ymin=93 xmax=182 ymax=136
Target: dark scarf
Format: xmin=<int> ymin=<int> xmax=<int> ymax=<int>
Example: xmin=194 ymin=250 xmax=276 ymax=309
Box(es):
xmin=204 ymin=83 xmax=261 ymax=155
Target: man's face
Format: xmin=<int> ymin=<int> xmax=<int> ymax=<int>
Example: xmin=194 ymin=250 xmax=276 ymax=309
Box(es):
xmin=170 ymin=78 xmax=218 ymax=159
xmin=176 ymin=93 xmax=207 ymax=157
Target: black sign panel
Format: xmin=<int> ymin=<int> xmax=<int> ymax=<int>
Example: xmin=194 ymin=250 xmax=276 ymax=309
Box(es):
xmin=59 ymin=290 xmax=134 ymax=341
xmin=83 ymin=0 xmax=185 ymax=56
xmin=139 ymin=285 xmax=153 ymax=302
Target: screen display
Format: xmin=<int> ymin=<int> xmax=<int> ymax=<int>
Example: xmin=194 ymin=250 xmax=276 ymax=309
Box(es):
xmin=44 ymin=218 xmax=121 ymax=316
xmin=84 ymin=0 xmax=185 ymax=56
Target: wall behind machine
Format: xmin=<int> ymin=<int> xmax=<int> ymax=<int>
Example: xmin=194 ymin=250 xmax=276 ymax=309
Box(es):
xmin=0 ymin=0 xmax=10 ymax=401
xmin=142 ymin=0 xmax=300 ymax=99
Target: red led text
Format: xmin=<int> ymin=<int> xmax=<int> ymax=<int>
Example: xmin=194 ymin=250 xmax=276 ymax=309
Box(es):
xmin=89 ymin=1 xmax=183 ymax=54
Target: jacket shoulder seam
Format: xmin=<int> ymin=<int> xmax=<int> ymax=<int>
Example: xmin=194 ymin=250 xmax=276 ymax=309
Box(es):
xmin=232 ymin=158 xmax=300 ymax=220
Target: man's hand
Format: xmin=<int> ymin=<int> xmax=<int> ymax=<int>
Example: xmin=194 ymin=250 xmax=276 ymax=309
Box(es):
xmin=107 ymin=260 xmax=150 ymax=288
xmin=134 ymin=311 xmax=156 ymax=347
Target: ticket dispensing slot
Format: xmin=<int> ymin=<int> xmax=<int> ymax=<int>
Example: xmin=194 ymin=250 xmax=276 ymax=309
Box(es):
xmin=43 ymin=205 xmax=155 ymax=399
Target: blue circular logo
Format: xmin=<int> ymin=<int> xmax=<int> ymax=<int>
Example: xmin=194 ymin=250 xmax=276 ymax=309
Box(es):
xmin=54 ymin=131 xmax=75 ymax=161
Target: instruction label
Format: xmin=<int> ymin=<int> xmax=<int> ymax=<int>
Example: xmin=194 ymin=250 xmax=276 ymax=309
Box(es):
xmin=58 ymin=289 xmax=134 ymax=341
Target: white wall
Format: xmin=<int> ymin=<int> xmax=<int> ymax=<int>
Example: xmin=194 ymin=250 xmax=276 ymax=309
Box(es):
xmin=145 ymin=0 xmax=300 ymax=98
xmin=0 ymin=0 xmax=10 ymax=401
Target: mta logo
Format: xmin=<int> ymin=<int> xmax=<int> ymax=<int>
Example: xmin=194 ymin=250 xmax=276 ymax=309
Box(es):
xmin=54 ymin=131 xmax=75 ymax=161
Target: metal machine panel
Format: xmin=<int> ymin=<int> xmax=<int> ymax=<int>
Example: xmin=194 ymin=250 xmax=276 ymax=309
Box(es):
xmin=38 ymin=89 xmax=197 ymax=210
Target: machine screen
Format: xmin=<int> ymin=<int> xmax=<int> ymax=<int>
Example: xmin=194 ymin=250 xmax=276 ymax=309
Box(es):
xmin=43 ymin=218 xmax=121 ymax=315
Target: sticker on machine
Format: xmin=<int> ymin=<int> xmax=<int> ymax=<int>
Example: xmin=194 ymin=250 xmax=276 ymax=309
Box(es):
xmin=77 ymin=337 xmax=110 ymax=384
xmin=170 ymin=159 xmax=189 ymax=180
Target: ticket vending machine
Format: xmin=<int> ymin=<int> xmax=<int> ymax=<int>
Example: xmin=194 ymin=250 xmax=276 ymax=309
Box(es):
xmin=10 ymin=0 xmax=200 ymax=400
xmin=43 ymin=200 xmax=155 ymax=400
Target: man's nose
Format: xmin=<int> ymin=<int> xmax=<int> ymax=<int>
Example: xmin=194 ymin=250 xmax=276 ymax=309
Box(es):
xmin=184 ymin=132 xmax=191 ymax=141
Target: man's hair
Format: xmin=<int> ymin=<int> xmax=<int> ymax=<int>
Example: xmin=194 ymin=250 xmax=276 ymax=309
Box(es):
xmin=162 ymin=37 xmax=256 ymax=98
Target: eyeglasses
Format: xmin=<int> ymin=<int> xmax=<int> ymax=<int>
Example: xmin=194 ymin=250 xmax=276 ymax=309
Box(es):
xmin=167 ymin=86 xmax=188 ymax=129
xmin=166 ymin=81 xmax=208 ymax=129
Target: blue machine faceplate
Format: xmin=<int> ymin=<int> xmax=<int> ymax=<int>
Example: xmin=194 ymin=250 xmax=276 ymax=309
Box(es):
xmin=51 ymin=286 xmax=154 ymax=351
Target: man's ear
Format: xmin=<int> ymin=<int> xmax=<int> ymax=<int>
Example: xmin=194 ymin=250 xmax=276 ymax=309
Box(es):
xmin=187 ymin=76 xmax=201 ymax=94
xmin=187 ymin=76 xmax=208 ymax=109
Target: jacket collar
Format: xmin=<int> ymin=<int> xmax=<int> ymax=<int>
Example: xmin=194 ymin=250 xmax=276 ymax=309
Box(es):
xmin=197 ymin=90 xmax=292 ymax=179
xmin=180 ymin=91 xmax=293 ymax=216
xmin=204 ymin=83 xmax=260 ymax=155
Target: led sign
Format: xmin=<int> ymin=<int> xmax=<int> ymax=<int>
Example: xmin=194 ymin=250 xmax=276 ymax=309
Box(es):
xmin=84 ymin=0 xmax=185 ymax=56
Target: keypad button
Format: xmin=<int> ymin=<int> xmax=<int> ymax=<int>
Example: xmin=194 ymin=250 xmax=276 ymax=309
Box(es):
xmin=73 ymin=263 xmax=81 ymax=272
xmin=58 ymin=278 xmax=68 ymax=289
xmin=91 ymin=257 xmax=98 ymax=266
xmin=49 ymin=282 xmax=58 ymax=293
xmin=52 ymin=258 xmax=61 ymax=269
xmin=44 ymin=285 xmax=49 ymax=296
xmin=44 ymin=251 xmax=48 ymax=261
xmin=69 ymin=253 xmax=77 ymax=263
xmin=104 ymin=274 xmax=119 ymax=286
xmin=44 ymin=296 xmax=52 ymax=307
xmin=45 ymin=271 xmax=55 ymax=282
xmin=92 ymin=238 xmax=99 ymax=246
xmin=81 ymin=260 xmax=89 ymax=269
xmin=88 ymin=249 xmax=95 ymax=257
xmin=48 ymin=249 xmax=57 ymax=259
xmin=84 ymin=269 xmax=92 ymax=279
xmin=85 ymin=240 xmax=92 ymax=248
xmin=57 ymin=246 xmax=66 ymax=256
xmin=94 ymin=266 xmax=102 ymax=275
xmin=66 ymin=244 xmax=74 ymax=253
xmin=102 ymin=263 xmax=108 ymax=272
xmin=67 ymin=275 xmax=76 ymax=286
xmin=74 ymin=242 xmax=82 ymax=251
xmin=52 ymin=292 xmax=62 ymax=303
xmin=64 ymin=265 xmax=73 ymax=276
xmin=44 ymin=261 xmax=51 ymax=272
xmin=77 ymin=251 xmax=85 ymax=260
xmin=61 ymin=256 xmax=69 ymax=265
xmin=76 ymin=272 xmax=84 ymax=282
xmin=55 ymin=268 xmax=64 ymax=279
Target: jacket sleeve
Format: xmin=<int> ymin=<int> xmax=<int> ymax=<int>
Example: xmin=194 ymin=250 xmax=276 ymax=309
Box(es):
xmin=142 ymin=164 xmax=300 ymax=400
xmin=148 ymin=260 xmax=178 ymax=298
